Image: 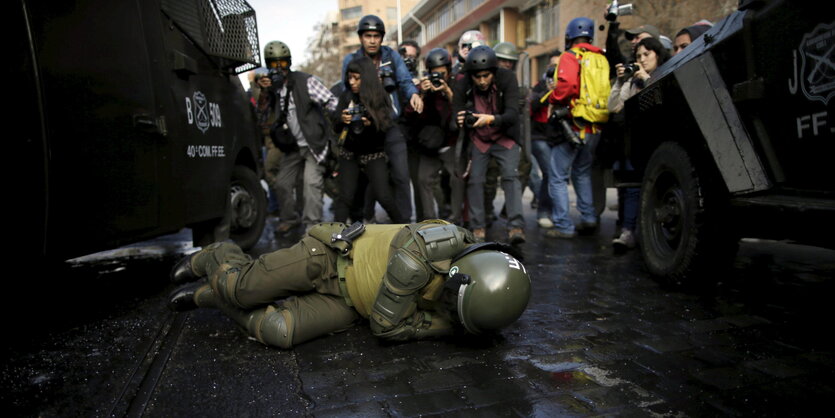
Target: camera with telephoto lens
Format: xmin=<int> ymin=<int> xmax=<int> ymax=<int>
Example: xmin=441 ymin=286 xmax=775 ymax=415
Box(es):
xmin=463 ymin=110 xmax=479 ymax=128
xmin=550 ymin=106 xmax=584 ymax=147
xmin=605 ymin=1 xmax=634 ymax=22
xmin=623 ymin=63 xmax=640 ymax=76
xmin=348 ymin=104 xmax=368 ymax=134
xmin=379 ymin=67 xmax=397 ymax=92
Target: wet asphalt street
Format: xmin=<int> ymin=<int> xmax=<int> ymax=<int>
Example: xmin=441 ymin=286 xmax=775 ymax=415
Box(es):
xmin=2 ymin=191 xmax=834 ymax=417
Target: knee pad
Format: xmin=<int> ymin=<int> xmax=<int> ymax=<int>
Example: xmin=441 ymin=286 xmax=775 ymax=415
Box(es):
xmin=209 ymin=264 xmax=243 ymax=308
xmin=255 ymin=306 xmax=294 ymax=349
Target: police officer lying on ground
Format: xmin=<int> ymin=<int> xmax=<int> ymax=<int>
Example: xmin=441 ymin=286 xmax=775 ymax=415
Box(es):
xmin=168 ymin=221 xmax=531 ymax=348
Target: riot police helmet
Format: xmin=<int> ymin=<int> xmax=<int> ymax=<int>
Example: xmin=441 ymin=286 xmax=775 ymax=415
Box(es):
xmin=465 ymin=45 xmax=498 ymax=73
xmin=565 ymin=17 xmax=595 ymax=43
xmin=425 ymin=48 xmax=452 ymax=69
xmin=357 ymin=15 xmax=386 ymax=36
xmin=441 ymin=248 xmax=531 ymax=334
xmin=493 ymin=42 xmax=519 ymax=61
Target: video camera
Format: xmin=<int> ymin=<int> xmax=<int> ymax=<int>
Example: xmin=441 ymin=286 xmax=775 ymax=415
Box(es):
xmin=605 ymin=1 xmax=634 ymax=22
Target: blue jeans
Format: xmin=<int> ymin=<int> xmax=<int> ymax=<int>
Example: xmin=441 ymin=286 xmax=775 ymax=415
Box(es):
xmin=547 ymin=132 xmax=600 ymax=233
xmin=531 ymin=139 xmax=555 ymax=220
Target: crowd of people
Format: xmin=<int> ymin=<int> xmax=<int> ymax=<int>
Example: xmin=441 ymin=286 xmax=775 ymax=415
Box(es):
xmin=246 ymin=12 xmax=714 ymax=250
xmin=171 ymin=10 xmax=718 ymax=350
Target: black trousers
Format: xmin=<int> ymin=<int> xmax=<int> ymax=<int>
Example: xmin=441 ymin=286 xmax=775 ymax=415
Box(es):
xmin=334 ymin=154 xmax=406 ymax=223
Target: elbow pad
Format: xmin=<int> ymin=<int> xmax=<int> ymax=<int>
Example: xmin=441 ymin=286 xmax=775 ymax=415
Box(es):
xmin=370 ymin=248 xmax=431 ymax=335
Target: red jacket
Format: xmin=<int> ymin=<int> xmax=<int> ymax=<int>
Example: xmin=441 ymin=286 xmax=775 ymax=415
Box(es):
xmin=548 ymin=42 xmax=605 ymax=106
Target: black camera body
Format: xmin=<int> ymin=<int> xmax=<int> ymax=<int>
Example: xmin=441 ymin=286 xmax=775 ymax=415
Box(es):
xmin=348 ymin=104 xmax=368 ymax=134
xmin=403 ymin=57 xmax=417 ymax=75
xmin=623 ymin=63 xmax=640 ymax=76
xmin=268 ymin=68 xmax=284 ymax=87
xmin=549 ymin=106 xmax=584 ymax=147
xmin=426 ymin=71 xmax=444 ymax=88
xmin=379 ymin=67 xmax=397 ymax=92
xmin=463 ymin=110 xmax=479 ymax=128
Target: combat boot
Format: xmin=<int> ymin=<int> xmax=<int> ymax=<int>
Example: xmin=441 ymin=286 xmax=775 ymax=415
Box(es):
xmin=169 ymin=282 xmax=203 ymax=311
xmin=170 ymin=251 xmax=201 ymax=284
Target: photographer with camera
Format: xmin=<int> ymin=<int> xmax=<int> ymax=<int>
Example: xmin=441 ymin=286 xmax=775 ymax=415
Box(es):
xmin=262 ymin=41 xmax=338 ymax=234
xmin=332 ymin=56 xmax=406 ymax=224
xmin=399 ymin=40 xmax=421 ymax=80
xmin=452 ymin=46 xmax=525 ymax=244
xmin=545 ymin=17 xmax=611 ymax=239
xmin=403 ymin=48 xmax=463 ymax=223
xmin=606 ymin=37 xmax=670 ymax=250
xmin=341 ymin=15 xmax=421 ymax=223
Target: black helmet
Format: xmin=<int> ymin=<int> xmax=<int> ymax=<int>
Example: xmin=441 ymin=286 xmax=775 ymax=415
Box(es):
xmin=465 ymin=45 xmax=497 ymax=73
xmin=425 ymin=48 xmax=451 ymax=69
xmin=357 ymin=15 xmax=385 ymax=35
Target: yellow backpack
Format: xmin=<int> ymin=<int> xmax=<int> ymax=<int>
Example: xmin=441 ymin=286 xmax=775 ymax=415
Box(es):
xmin=568 ymin=47 xmax=610 ymax=124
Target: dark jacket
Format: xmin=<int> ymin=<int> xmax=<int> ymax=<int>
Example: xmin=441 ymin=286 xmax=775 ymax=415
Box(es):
xmin=452 ymin=67 xmax=520 ymax=143
xmin=404 ymin=87 xmax=456 ymax=154
xmin=333 ymin=89 xmax=386 ymax=155
xmin=284 ymin=71 xmax=333 ymax=157
xmin=341 ymin=45 xmax=418 ymax=117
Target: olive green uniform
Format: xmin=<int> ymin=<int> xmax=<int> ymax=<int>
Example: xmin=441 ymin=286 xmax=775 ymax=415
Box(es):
xmin=187 ymin=221 xmax=476 ymax=348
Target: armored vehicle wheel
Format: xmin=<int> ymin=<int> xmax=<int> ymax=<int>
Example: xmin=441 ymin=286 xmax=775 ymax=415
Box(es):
xmin=229 ymin=165 xmax=267 ymax=250
xmin=639 ymin=142 xmax=737 ymax=285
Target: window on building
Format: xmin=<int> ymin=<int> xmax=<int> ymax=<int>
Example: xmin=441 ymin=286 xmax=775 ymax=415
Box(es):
xmin=341 ymin=6 xmax=362 ymax=20
xmin=387 ymin=7 xmax=397 ymax=21
xmin=522 ymin=2 xmax=561 ymax=43
xmin=486 ymin=18 xmax=499 ymax=43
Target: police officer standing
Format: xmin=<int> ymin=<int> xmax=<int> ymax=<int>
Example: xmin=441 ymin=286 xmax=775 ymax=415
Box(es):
xmin=342 ymin=15 xmax=422 ymax=222
xmin=168 ymin=221 xmax=530 ymax=348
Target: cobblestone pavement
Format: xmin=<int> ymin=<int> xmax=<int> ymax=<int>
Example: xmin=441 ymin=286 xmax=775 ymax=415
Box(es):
xmin=2 ymin=194 xmax=833 ymax=417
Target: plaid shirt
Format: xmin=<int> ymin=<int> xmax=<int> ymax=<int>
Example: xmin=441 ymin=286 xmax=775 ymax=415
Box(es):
xmin=277 ymin=75 xmax=338 ymax=113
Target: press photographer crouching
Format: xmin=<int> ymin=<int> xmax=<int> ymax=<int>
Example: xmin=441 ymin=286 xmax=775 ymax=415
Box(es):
xmin=452 ymin=46 xmax=525 ymax=244
xmin=333 ymin=56 xmax=407 ymax=224
xmin=403 ymin=48 xmax=464 ymax=223
xmin=607 ymin=36 xmax=670 ymax=251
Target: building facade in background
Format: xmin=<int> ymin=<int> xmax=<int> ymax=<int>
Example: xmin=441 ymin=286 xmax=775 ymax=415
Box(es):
xmin=301 ymin=0 xmax=736 ymax=88
xmin=400 ymin=0 xmax=735 ymax=85
xmin=336 ymin=0 xmax=420 ymax=56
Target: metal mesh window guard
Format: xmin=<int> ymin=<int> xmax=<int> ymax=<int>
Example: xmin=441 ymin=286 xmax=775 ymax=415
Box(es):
xmin=163 ymin=0 xmax=260 ymax=74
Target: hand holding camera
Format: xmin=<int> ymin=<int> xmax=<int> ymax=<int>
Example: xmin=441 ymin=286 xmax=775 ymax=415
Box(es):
xmin=457 ymin=110 xmax=493 ymax=129
xmin=549 ymin=106 xmax=584 ymax=147
xmin=420 ymin=71 xmax=450 ymax=95
xmin=343 ymin=104 xmax=370 ymax=134
xmin=605 ymin=1 xmax=634 ymax=22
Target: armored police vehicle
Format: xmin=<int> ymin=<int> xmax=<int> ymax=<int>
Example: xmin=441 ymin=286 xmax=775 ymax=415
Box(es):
xmin=15 ymin=0 xmax=267 ymax=262
xmin=623 ymin=0 xmax=835 ymax=284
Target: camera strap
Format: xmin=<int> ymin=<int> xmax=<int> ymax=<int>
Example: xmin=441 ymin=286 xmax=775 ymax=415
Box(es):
xmin=277 ymin=76 xmax=294 ymax=124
